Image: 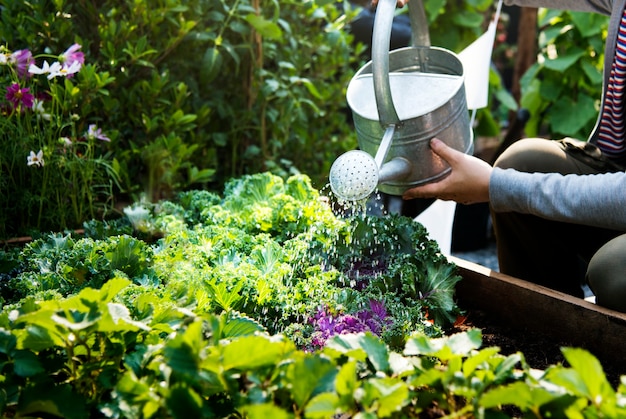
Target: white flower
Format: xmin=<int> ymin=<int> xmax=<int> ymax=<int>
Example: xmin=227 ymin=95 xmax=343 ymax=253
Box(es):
xmin=45 ymin=61 xmax=64 ymax=78
xmin=62 ymin=60 xmax=82 ymax=76
xmin=33 ymin=99 xmax=51 ymax=121
xmin=47 ymin=60 xmax=82 ymax=79
xmin=28 ymin=60 xmax=53 ymax=75
xmin=27 ymin=150 xmax=45 ymax=167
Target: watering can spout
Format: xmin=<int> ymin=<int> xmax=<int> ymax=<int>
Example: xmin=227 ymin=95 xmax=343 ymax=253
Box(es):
xmin=378 ymin=157 xmax=412 ymax=184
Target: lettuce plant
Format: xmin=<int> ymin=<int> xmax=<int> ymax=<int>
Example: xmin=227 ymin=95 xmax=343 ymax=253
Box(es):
xmin=1 ymin=173 xmax=457 ymax=351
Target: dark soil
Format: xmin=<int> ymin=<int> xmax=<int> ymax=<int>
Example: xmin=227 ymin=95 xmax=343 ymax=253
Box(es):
xmin=451 ymin=308 xmax=624 ymax=388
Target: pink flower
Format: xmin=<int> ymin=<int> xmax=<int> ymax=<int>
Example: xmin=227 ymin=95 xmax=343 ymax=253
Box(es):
xmin=60 ymin=44 xmax=85 ymax=68
xmin=11 ymin=49 xmax=34 ymax=78
xmin=86 ymin=124 xmax=111 ymax=142
xmin=5 ymin=83 xmax=34 ymax=109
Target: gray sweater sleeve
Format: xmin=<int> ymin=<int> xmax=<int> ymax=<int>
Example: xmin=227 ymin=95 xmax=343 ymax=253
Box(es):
xmin=503 ymin=0 xmax=612 ymax=14
xmin=489 ymin=168 xmax=626 ymax=231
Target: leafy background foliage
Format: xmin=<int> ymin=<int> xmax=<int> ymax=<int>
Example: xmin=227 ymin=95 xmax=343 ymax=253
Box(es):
xmin=0 ymin=0 xmax=523 ymax=239
xmin=520 ymin=9 xmax=607 ymax=140
xmin=0 ymin=0 xmax=609 ymax=239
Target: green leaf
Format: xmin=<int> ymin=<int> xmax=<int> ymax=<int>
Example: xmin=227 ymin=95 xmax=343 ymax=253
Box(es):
xmin=549 ymin=93 xmax=596 ymax=136
xmin=91 ymin=276 xmax=132 ymax=303
xmin=570 ymin=11 xmax=605 ymax=38
xmin=404 ymin=329 xmax=482 ymax=360
xmin=12 ymin=350 xmax=44 ymax=377
xmin=188 ymin=166 xmax=215 ymax=184
xmin=548 ymin=347 xmax=616 ymax=404
xmin=240 ymin=403 xmax=293 ymax=419
xmin=245 ymin=14 xmax=282 ymax=40
xmin=493 ymin=353 xmax=522 ymax=383
xmin=299 ymin=78 xmax=323 ymax=99
xmin=580 ymin=59 xmax=603 ymax=85
xmin=20 ymin=324 xmax=62 ymax=351
xmin=480 ymin=381 xmax=534 ymax=409
xmin=493 ymin=87 xmax=518 ymax=111
xmin=462 ymin=346 xmax=501 ymax=376
xmin=367 ymin=377 xmax=409 ymax=417
xmin=325 ymin=333 xmax=389 ymax=372
xmin=165 ymin=339 xmax=199 ymax=376
xmin=335 ymin=360 xmax=358 ymax=397
xmin=287 ymin=354 xmax=337 ymax=409
xmin=17 ymin=384 xmax=88 ymax=419
xmin=0 ymin=329 xmax=17 ymax=355
xmin=539 ymin=78 xmax=564 ymax=102
xmin=166 ymin=384 xmax=204 ymax=418
xmin=102 ymin=302 xmax=151 ymax=332
xmin=221 ymin=335 xmax=291 ymax=370
xmin=205 ymin=279 xmax=244 ymax=311
xmin=543 ymin=49 xmax=585 ymax=72
xmin=220 ymin=313 xmax=265 ymax=339
xmin=452 ymin=10 xmax=484 ymax=28
xmin=305 ymin=393 xmax=340 ymax=418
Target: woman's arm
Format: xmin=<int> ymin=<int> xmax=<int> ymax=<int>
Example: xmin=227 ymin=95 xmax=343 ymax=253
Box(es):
xmin=490 ymin=168 xmax=626 ymax=231
xmin=403 ymin=138 xmax=626 ymax=231
xmin=504 ymin=0 xmax=612 ymax=14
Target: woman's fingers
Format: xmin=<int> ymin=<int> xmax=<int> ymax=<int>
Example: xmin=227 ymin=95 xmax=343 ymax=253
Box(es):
xmin=402 ymin=138 xmax=493 ymax=204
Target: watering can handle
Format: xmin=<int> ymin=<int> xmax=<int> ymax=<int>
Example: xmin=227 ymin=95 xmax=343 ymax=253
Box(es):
xmin=372 ymin=0 xmax=430 ymax=127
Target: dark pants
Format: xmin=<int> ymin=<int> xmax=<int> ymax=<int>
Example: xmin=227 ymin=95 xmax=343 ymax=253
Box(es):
xmin=350 ymin=8 xmax=412 ymax=58
xmin=492 ymin=138 xmax=626 ymax=310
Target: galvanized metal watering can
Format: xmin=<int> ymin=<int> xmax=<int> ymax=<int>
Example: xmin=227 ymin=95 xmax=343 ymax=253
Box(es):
xmin=329 ymin=0 xmax=473 ymax=201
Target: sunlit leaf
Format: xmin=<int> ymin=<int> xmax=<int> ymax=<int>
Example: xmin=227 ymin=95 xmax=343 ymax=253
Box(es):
xmin=305 ymin=393 xmax=340 ymax=418
xmin=221 ymin=335 xmax=292 ymax=371
xmin=287 ymin=354 xmax=337 ymax=409
xmin=241 ymin=403 xmax=293 ymax=419
xmin=326 ymin=333 xmax=389 ymax=372
xmin=245 ymin=14 xmax=282 ymax=40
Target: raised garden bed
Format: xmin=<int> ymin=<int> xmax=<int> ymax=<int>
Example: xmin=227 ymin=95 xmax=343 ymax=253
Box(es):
xmin=450 ymin=256 xmax=626 ymax=385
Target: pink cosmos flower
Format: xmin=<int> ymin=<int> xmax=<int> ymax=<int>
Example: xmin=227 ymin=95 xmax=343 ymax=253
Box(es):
xmin=11 ymin=49 xmax=34 ymax=78
xmin=87 ymin=124 xmax=111 ymax=142
xmin=5 ymin=83 xmax=34 ymax=109
xmin=60 ymin=44 xmax=85 ymax=68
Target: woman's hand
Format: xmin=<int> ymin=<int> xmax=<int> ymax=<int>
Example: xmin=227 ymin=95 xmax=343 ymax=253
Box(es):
xmin=402 ymin=138 xmax=493 ymax=204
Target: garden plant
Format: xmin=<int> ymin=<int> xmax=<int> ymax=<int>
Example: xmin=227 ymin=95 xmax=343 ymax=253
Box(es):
xmin=1 ymin=173 xmax=625 ymax=417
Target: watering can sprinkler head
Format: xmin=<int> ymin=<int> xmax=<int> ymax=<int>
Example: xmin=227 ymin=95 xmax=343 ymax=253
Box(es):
xmin=329 ymin=125 xmax=412 ymax=201
xmin=329 ymin=149 xmax=412 ymax=202
xmin=329 ymin=150 xmax=379 ymax=201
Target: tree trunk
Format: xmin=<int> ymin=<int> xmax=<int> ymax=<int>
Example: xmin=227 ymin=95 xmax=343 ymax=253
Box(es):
xmin=512 ymin=7 xmax=538 ymax=103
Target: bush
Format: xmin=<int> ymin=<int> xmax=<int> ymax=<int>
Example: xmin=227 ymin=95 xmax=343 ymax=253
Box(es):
xmin=0 ymin=0 xmax=359 ymax=202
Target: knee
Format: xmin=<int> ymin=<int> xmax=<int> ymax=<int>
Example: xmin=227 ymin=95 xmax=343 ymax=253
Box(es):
xmin=587 ymin=234 xmax=626 ymax=312
xmin=494 ymin=138 xmax=562 ymax=172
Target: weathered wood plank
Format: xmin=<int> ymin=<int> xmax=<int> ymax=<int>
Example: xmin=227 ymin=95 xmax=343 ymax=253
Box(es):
xmin=450 ymin=256 xmax=626 ymax=364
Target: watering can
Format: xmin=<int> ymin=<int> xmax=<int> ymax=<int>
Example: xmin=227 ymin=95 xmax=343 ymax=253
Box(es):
xmin=329 ymin=0 xmax=473 ymax=201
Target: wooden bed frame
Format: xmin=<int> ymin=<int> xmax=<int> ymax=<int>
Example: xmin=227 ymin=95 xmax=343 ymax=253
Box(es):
xmin=451 ymin=256 xmax=626 ymax=366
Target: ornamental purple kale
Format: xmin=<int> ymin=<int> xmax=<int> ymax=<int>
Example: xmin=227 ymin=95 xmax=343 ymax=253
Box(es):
xmin=309 ymin=300 xmax=392 ymax=349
